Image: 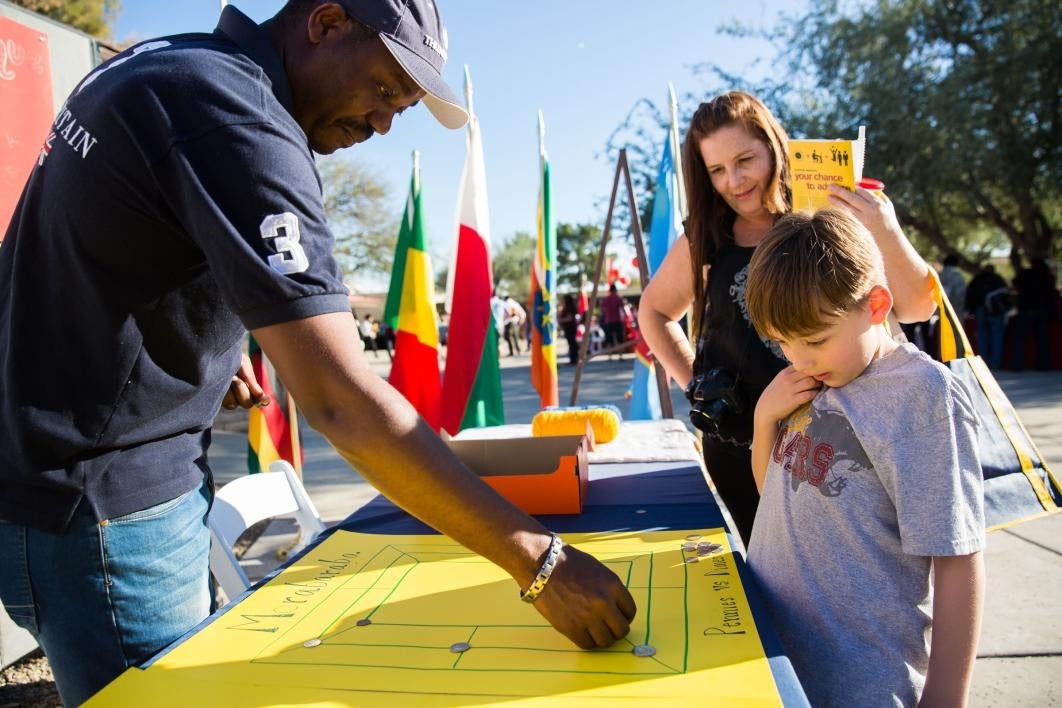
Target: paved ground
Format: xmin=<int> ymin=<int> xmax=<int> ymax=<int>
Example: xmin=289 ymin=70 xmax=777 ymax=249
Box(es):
xmin=2 ymin=344 xmax=1059 ymax=706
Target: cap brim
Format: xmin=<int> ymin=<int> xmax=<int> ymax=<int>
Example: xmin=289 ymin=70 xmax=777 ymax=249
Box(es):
xmin=379 ymin=37 xmax=468 ymax=130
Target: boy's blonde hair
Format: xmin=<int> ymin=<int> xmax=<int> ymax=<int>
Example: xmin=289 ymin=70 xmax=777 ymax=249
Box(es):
xmin=746 ymin=209 xmax=885 ymax=339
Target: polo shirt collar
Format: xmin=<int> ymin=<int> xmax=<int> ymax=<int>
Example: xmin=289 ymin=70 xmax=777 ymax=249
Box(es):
xmin=215 ymin=6 xmax=294 ymax=114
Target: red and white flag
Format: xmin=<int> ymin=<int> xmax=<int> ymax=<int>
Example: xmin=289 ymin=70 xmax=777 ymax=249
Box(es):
xmin=439 ymin=68 xmax=504 ymax=435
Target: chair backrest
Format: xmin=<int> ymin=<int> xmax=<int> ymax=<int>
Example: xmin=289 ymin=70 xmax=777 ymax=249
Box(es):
xmin=208 ymin=460 xmax=325 ymax=602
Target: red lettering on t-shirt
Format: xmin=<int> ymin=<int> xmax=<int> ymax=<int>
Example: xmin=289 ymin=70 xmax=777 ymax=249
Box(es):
xmin=772 ymin=425 xmax=790 ymax=464
xmin=809 ymin=443 xmax=834 ymax=486
xmin=776 ymin=429 xmax=833 ymax=487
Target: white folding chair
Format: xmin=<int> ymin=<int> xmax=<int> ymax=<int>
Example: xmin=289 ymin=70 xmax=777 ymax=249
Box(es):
xmin=208 ymin=460 xmax=325 ymax=603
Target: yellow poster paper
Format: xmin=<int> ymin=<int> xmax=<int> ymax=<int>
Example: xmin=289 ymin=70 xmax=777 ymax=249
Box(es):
xmin=788 ymin=128 xmax=865 ymax=211
xmin=87 ymin=530 xmax=784 ymax=707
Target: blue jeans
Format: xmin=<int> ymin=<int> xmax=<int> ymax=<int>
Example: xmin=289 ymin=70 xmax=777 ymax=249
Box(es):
xmin=1010 ymin=309 xmax=1052 ymax=370
xmin=975 ymin=306 xmax=1006 ymax=369
xmin=0 ymin=477 xmax=213 ymax=706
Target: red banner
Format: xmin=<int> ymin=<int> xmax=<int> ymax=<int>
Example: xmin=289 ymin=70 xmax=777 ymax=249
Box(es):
xmin=0 ymin=17 xmax=53 ymax=240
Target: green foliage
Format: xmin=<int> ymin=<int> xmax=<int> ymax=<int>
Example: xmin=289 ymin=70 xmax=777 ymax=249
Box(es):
xmin=434 ymin=264 xmax=449 ymax=294
xmin=318 ymin=157 xmax=398 ymax=282
xmin=611 ymin=0 xmax=1060 ymax=268
xmin=489 ymin=222 xmax=612 ymax=304
xmin=602 ymin=103 xmax=671 ymax=241
xmin=743 ymin=0 xmax=1060 ymax=266
xmin=10 ymin=0 xmax=121 ymax=39
xmin=556 ymin=221 xmax=608 ymax=293
xmin=491 ymin=231 xmax=535 ymax=303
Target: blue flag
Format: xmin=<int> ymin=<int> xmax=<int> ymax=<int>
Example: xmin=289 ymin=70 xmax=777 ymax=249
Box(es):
xmin=629 ymin=128 xmax=682 ymax=420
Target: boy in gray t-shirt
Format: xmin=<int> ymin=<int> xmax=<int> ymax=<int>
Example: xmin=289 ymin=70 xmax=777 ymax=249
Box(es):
xmin=744 ymin=210 xmax=985 ymax=707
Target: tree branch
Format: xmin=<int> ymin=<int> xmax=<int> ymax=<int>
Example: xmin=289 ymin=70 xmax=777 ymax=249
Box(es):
xmin=962 ymin=177 xmax=1022 ymax=243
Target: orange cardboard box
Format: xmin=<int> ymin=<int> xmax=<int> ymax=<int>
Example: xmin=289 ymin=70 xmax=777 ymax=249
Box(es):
xmin=445 ymin=434 xmax=590 ymax=514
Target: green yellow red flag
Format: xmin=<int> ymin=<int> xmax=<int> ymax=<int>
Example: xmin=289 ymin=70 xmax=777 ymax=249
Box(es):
xmin=530 ymin=111 xmax=558 ymax=408
xmin=246 ymin=335 xmax=301 ymax=474
xmin=387 ymin=152 xmax=441 ymax=429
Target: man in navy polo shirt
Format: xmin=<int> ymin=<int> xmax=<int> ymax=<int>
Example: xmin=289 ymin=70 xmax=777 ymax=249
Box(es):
xmin=0 ymin=2 xmax=636 ymax=703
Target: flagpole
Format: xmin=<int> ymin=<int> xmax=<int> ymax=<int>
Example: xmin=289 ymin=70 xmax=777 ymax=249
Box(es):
xmin=287 ymin=392 xmax=302 ymax=480
xmin=667 ymin=83 xmax=695 ymax=351
xmin=443 ymin=63 xmax=473 ymax=316
xmin=534 ymin=109 xmax=545 ymax=288
xmin=532 ymin=108 xmax=558 ymax=406
xmin=278 ymin=388 xmax=304 ymax=559
xmin=412 ymin=149 xmax=420 ymax=192
xmin=668 ymin=83 xmax=687 ymax=218
xmin=274 ymin=389 xmax=304 ymax=560
xmin=537 ymin=110 xmax=545 ymax=156
xmin=463 ymin=65 xmax=474 ymax=121
xmin=443 ymin=65 xmax=474 ymax=322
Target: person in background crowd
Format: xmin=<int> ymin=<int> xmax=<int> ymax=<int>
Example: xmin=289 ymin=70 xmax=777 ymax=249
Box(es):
xmin=900 ymin=316 xmax=934 ymax=355
xmin=504 ymin=294 xmax=527 ymax=355
xmin=559 ymin=293 xmax=580 ymax=365
xmin=965 ymin=263 xmax=1010 ymax=369
xmin=939 ymin=253 xmax=968 ymax=319
xmin=378 ymin=322 xmax=395 ymax=360
xmin=360 ymin=314 xmax=379 ymax=356
xmin=600 ymin=282 xmax=628 ymax=355
xmin=490 ymin=288 xmax=509 ymax=353
xmin=1010 ymin=258 xmax=1057 ymax=371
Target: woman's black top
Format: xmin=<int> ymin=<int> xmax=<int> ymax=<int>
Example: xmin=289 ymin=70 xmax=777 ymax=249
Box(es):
xmin=692 ymin=236 xmax=788 ymax=447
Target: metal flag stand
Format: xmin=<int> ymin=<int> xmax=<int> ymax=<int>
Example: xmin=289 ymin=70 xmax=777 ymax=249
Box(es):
xmin=568 ymin=148 xmax=674 ymax=418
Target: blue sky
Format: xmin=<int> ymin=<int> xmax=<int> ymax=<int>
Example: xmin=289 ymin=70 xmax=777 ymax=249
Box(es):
xmin=115 ymin=1 xmax=795 ymax=290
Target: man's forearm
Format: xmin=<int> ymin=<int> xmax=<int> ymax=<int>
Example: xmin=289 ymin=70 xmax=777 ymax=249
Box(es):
xmin=314 ymin=367 xmax=555 ymax=589
xmin=253 ymin=313 xmax=552 ymax=589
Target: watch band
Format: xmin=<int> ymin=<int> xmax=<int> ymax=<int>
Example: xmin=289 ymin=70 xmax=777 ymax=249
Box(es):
xmin=519 ymin=534 xmax=564 ymax=603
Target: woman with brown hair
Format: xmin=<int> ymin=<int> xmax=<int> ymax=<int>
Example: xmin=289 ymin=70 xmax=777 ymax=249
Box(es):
xmin=638 ymin=91 xmax=936 ymax=545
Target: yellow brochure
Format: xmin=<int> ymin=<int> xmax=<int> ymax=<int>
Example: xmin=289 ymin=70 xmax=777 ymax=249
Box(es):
xmin=788 ymin=126 xmax=865 ymax=210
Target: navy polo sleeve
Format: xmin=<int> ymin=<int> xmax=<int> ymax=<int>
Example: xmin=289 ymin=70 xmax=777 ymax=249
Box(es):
xmin=156 ymin=115 xmax=350 ymax=330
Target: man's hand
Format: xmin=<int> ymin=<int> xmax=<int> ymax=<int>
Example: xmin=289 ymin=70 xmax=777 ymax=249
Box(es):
xmin=221 ymin=353 xmax=271 ymax=410
xmin=531 ymin=544 xmax=637 ymax=649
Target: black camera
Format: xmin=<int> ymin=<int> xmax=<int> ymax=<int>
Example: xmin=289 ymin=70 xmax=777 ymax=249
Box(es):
xmin=685 ymin=368 xmax=745 ymax=435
